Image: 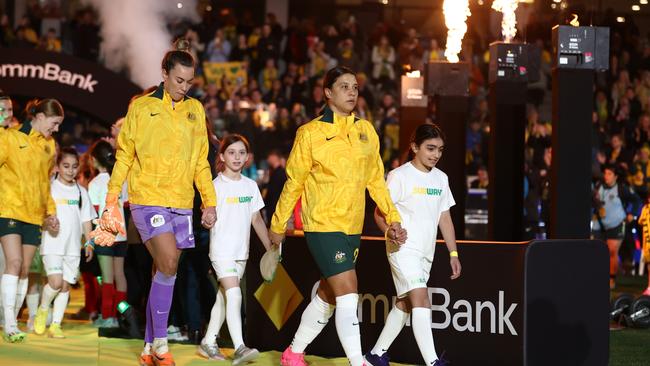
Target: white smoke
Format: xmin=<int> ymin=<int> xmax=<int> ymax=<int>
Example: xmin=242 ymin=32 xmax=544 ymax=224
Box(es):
xmin=87 ymin=0 xmax=199 ymax=88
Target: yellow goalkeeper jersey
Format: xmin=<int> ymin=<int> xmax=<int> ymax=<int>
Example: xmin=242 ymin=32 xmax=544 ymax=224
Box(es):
xmin=108 ymin=84 xmax=216 ymax=209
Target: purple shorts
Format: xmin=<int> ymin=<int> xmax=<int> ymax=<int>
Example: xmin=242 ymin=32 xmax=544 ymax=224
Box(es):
xmin=130 ymin=204 xmax=194 ymax=249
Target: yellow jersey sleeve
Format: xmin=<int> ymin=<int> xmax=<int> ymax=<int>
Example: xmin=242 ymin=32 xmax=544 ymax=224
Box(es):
xmin=0 ymin=132 xmax=7 ymax=166
xmin=270 ymin=127 xmax=312 ymax=234
xmin=193 ymin=108 xmax=217 ymax=207
xmin=366 ymin=128 xmax=401 ymax=224
xmin=108 ymin=102 xmax=137 ymax=196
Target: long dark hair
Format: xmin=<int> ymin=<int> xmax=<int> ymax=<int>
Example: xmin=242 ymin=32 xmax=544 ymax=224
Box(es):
xmin=55 ymin=147 xmax=83 ymax=208
xmin=217 ymin=134 xmax=250 ymax=172
xmin=409 ymin=123 xmax=446 ymax=159
xmin=89 ymin=140 xmax=116 ymax=174
xmin=57 ymin=146 xmax=79 ymax=165
xmin=411 ymin=123 xmax=446 ymax=146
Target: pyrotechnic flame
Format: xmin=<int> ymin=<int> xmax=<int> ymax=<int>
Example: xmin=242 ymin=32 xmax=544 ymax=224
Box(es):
xmin=492 ymin=0 xmax=519 ymax=43
xmin=406 ymin=70 xmax=421 ymax=78
xmin=443 ymin=0 xmax=471 ymax=63
xmin=570 ymin=14 xmax=579 ymax=27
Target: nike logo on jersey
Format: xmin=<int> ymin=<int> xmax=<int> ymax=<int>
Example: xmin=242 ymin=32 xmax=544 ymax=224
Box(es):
xmin=317 ymin=320 xmax=328 ymax=324
xmin=156 ymin=310 xmax=168 ymax=314
xmin=150 ymin=112 xmax=160 ymax=117
xmin=19 ymin=145 xmax=27 ymax=149
xmin=352 ymin=322 xmax=359 ymax=326
xmin=326 ymin=136 xmax=335 ymax=141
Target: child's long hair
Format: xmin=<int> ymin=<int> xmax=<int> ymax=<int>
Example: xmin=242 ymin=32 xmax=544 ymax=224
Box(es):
xmin=55 ymin=147 xmax=83 ymax=208
xmin=217 ymin=134 xmax=250 ymax=173
xmin=89 ymin=140 xmax=116 ymax=174
xmin=408 ymin=123 xmax=446 ymax=160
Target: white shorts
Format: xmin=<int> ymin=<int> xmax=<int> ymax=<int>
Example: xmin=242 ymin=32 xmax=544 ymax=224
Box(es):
xmin=388 ymin=248 xmax=432 ymax=298
xmin=42 ymin=255 xmax=80 ymax=285
xmin=211 ymin=259 xmax=247 ymax=280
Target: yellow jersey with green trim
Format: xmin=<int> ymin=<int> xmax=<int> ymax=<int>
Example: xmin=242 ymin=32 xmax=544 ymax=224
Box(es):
xmin=271 ymin=106 xmax=401 ymax=235
xmin=108 ymin=84 xmax=216 ymax=209
xmin=0 ymin=121 xmax=56 ymax=225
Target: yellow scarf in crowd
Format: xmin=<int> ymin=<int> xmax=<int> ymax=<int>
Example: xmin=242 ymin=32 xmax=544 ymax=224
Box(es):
xmin=638 ymin=204 xmax=650 ymax=262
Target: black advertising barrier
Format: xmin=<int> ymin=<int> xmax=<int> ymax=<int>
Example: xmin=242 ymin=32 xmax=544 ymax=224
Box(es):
xmin=0 ymin=48 xmax=141 ymax=123
xmin=246 ymin=234 xmax=608 ymax=366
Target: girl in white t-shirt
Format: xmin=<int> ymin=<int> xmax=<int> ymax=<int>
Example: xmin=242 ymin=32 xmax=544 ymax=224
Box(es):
xmin=366 ymin=124 xmax=462 ymax=366
xmin=87 ymin=140 xmax=127 ymax=329
xmin=198 ymin=134 xmax=272 ymax=364
xmin=33 ymin=147 xmax=96 ymax=338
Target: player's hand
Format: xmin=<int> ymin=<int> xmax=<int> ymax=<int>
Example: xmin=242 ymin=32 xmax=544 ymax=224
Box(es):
xmin=269 ymin=230 xmax=285 ymax=247
xmin=388 ymin=222 xmax=407 ymax=245
xmin=99 ymin=193 xmax=125 ymax=236
xmin=44 ymin=215 xmax=59 ymax=235
xmin=89 ymin=226 xmax=117 ymax=247
xmin=450 ymin=257 xmax=461 ymax=280
xmin=201 ymin=206 xmax=217 ymax=228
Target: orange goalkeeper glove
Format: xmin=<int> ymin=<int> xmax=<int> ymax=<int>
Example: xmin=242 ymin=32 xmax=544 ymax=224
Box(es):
xmin=98 ymin=193 xmax=126 ymax=236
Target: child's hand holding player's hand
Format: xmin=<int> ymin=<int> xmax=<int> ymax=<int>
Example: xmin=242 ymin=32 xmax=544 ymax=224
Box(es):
xmin=84 ymin=244 xmax=94 ymax=262
xmin=44 ymin=215 xmax=60 ymax=236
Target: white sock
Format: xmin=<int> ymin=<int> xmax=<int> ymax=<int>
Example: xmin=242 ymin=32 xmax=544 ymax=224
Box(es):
xmin=203 ymin=289 xmax=225 ymax=345
xmin=225 ymin=287 xmax=244 ymax=350
xmin=335 ymin=294 xmax=363 ymax=366
xmin=52 ymin=291 xmax=69 ymax=324
xmin=412 ymin=307 xmax=438 ymax=365
xmin=371 ymin=306 xmax=409 ymax=356
xmin=14 ymin=277 xmax=28 ymax=315
xmin=40 ymin=284 xmax=60 ymax=309
xmin=26 ymin=293 xmax=39 ymax=318
xmin=291 ymin=294 xmax=335 ymax=353
xmin=153 ymin=337 xmax=168 ymax=354
xmin=2 ymin=274 xmax=19 ymax=328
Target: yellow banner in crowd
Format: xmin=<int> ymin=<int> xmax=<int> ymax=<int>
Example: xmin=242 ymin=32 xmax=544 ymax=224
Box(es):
xmin=202 ymin=61 xmax=248 ymax=92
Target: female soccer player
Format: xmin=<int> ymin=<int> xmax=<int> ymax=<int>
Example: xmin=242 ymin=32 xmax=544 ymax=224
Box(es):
xmin=198 ymin=134 xmax=272 ymax=364
xmin=269 ymin=66 xmax=405 ymax=366
xmin=365 ymin=123 xmax=461 ymax=366
xmin=92 ymin=39 xmax=217 ymax=366
xmin=0 ymin=99 xmax=62 ymax=342
xmin=34 ymin=147 xmax=95 ymax=338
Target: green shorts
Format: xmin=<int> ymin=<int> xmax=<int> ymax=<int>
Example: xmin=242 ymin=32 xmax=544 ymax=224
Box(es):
xmin=304 ymin=232 xmax=361 ymax=278
xmin=0 ymin=218 xmax=42 ymax=245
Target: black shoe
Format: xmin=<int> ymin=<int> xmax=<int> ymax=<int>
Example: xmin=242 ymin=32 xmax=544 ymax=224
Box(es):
xmin=432 ymin=352 xmax=450 ymax=366
xmin=189 ymin=329 xmax=201 ymax=345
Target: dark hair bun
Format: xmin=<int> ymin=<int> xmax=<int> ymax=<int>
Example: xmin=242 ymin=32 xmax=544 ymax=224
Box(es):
xmin=174 ymin=38 xmax=191 ymax=52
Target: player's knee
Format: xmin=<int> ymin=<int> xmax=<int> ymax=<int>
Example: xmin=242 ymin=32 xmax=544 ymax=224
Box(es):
xmin=19 ymin=264 xmax=31 ymax=278
xmin=50 ymin=279 xmax=62 ymax=291
xmin=158 ymin=261 xmax=177 ymax=277
xmin=5 ymin=257 xmax=22 ymax=275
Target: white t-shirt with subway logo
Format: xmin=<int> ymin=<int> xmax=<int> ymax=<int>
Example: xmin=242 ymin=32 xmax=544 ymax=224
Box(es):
xmin=210 ymin=173 xmax=264 ymax=261
xmin=41 ymin=179 xmax=97 ymax=256
xmin=386 ymin=162 xmax=455 ymax=260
